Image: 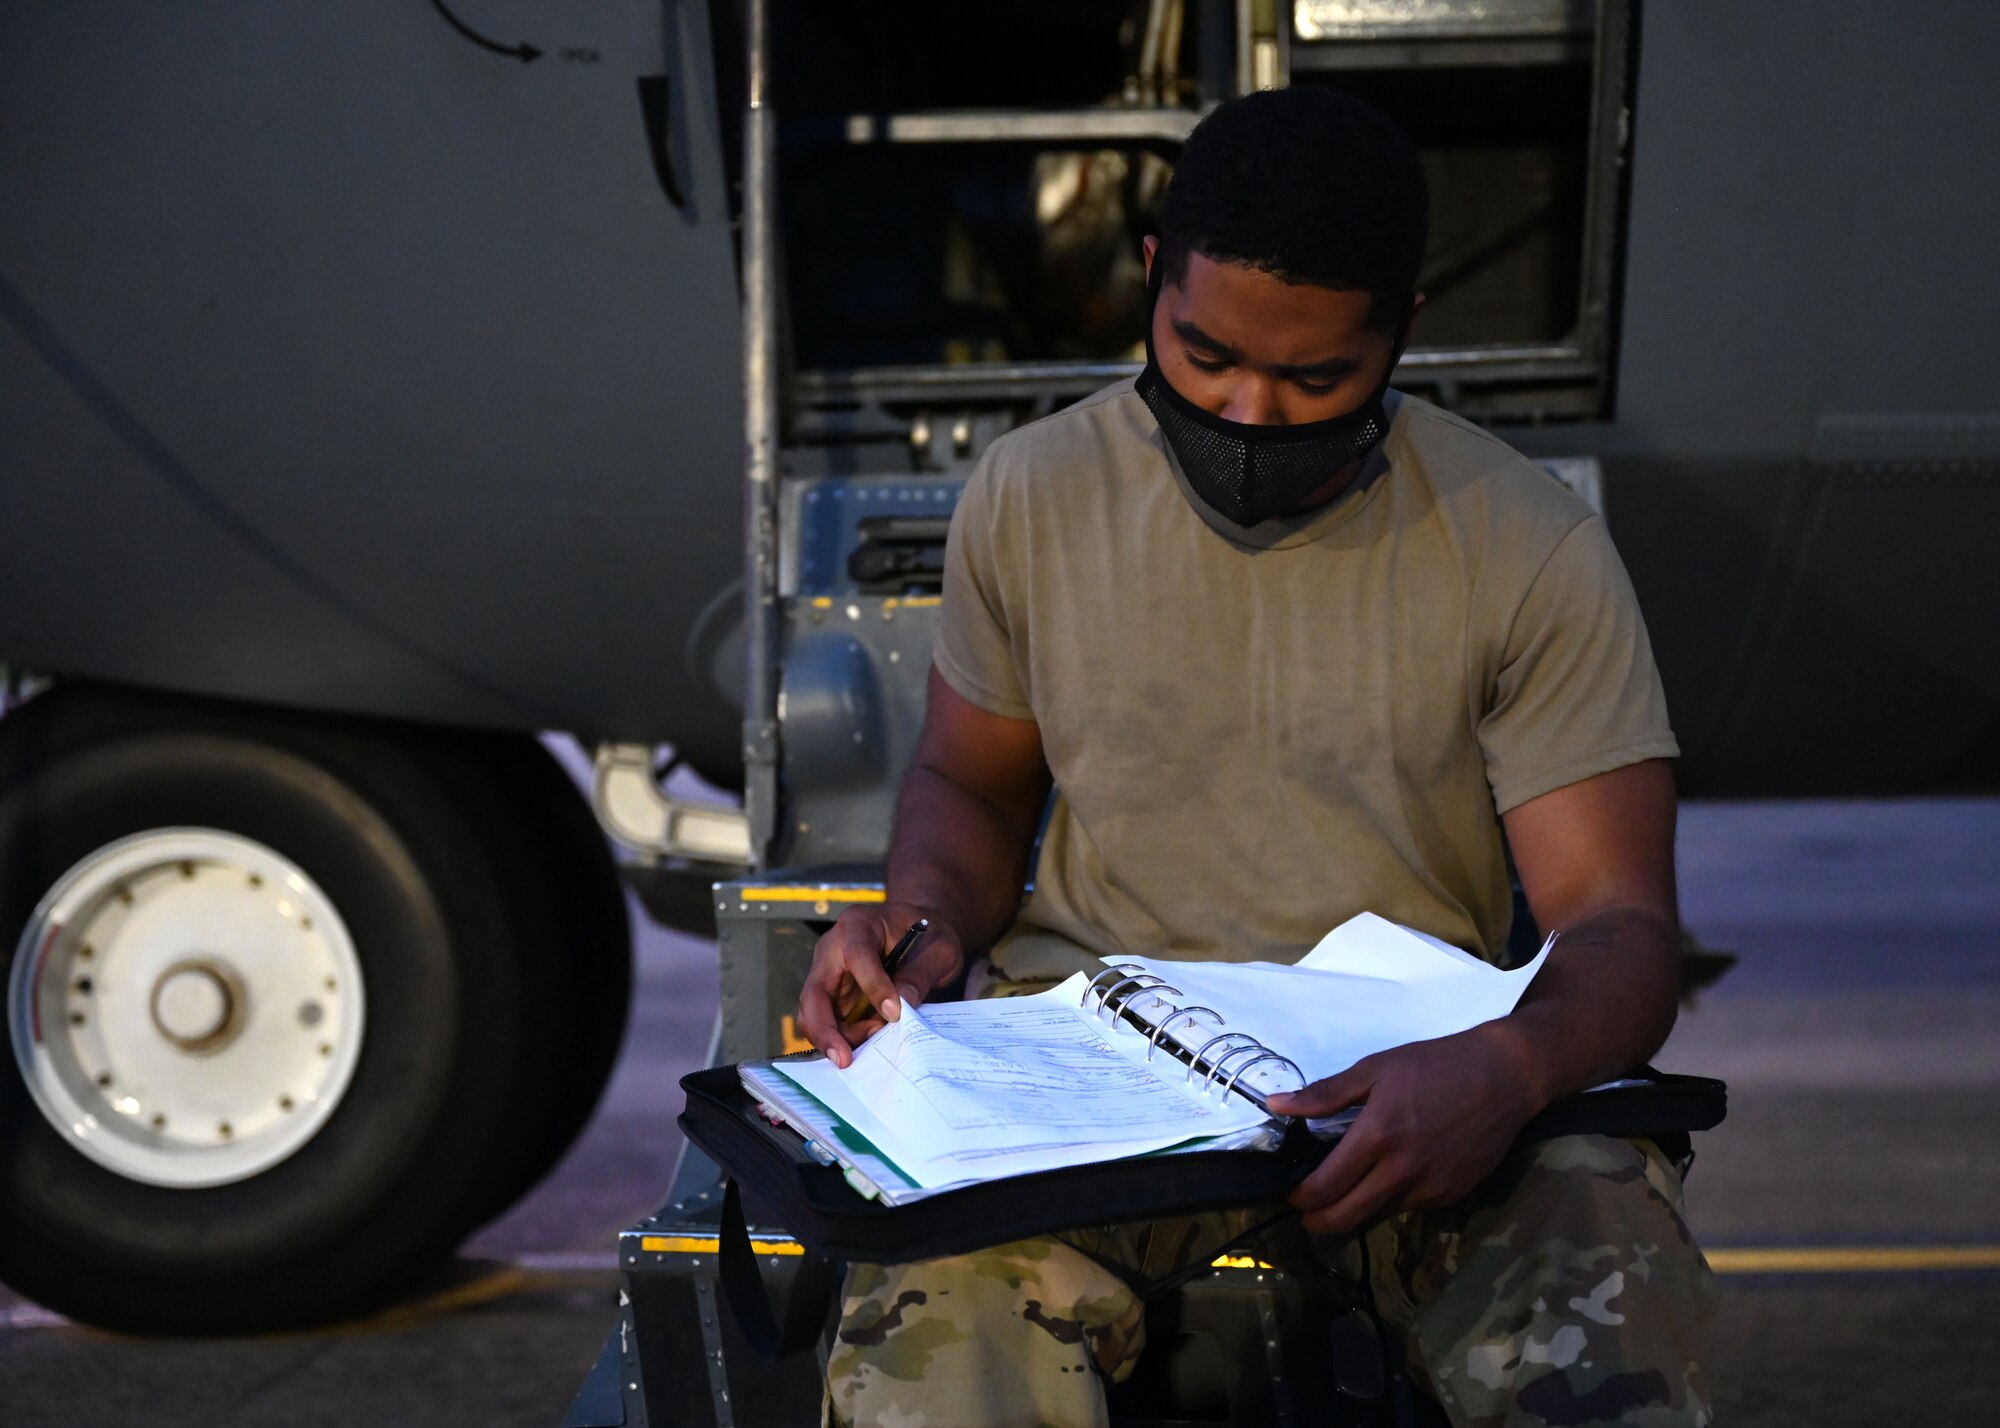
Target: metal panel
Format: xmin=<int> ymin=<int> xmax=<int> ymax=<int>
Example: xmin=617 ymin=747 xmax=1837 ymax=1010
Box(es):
xmin=1614 ymin=2 xmax=2000 ymax=460
xmin=717 ymin=915 xmax=818 ymax=1066
xmin=780 ymin=477 xmax=965 ymax=597
xmin=613 ymin=1151 xmax=829 ymax=1426
xmin=832 ymin=108 xmax=1201 ymax=145
xmin=1294 ymin=0 xmax=1589 ymax=42
xmin=776 ymin=598 xmax=941 ymax=868
xmin=562 ymin=1327 xmax=633 ymax=1427
xmin=1291 ymin=35 xmax=1590 ymax=68
xmin=0 ymin=1 xmax=745 ymax=767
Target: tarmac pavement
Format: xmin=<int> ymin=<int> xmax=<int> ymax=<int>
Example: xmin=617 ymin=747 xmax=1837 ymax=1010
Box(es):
xmin=3 ymin=797 xmax=1997 ymax=1426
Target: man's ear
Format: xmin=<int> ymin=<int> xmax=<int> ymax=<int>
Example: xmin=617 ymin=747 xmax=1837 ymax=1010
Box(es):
xmin=1141 ymin=234 xmax=1158 ymax=283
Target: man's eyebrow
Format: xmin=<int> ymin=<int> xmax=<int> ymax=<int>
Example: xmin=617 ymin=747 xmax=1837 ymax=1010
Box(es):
xmin=1169 ymin=318 xmax=1360 ymax=380
xmin=1274 ymin=355 xmax=1361 ymax=381
xmin=1171 ymin=318 xmax=1235 ymax=355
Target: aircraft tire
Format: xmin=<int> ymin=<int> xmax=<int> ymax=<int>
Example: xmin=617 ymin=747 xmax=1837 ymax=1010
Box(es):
xmin=426 ymin=732 xmax=633 ymax=1233
xmin=0 ymin=686 xmax=564 ymax=1333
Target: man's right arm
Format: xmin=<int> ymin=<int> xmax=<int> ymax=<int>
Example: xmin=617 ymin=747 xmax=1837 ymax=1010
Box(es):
xmin=795 ymin=666 xmax=1051 ymax=1067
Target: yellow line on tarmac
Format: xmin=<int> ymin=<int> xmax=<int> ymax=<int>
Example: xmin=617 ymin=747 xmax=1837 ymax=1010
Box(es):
xmin=351 ymin=1266 xmax=529 ymax=1331
xmin=11 ymin=1244 xmax=2000 ymax=1338
xmin=1709 ymin=1244 xmax=2000 ymax=1274
xmin=620 ymin=1243 xmax=2000 ymax=1275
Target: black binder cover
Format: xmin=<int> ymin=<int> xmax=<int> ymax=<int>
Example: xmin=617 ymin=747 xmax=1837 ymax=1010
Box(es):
xmin=679 ymin=1063 xmax=1727 ymax=1266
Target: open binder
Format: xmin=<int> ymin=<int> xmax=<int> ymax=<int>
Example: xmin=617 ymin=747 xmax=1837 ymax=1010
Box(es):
xmin=1075 ymin=959 xmax=1320 ymax=1112
xmin=736 ymin=960 xmax=1325 ymax=1208
xmin=681 ymin=954 xmax=1728 ymax=1265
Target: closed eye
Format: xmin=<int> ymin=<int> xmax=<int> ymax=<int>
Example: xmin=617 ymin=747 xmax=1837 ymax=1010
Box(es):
xmin=1187 ymin=353 xmax=1341 ymax=397
xmin=1285 ymin=361 xmax=1359 ymax=396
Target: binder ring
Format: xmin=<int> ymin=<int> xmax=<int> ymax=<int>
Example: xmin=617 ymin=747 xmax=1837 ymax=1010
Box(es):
xmin=1200 ymin=1041 xmax=1275 ymax=1096
xmin=1081 ymin=963 xmax=1145 ymax=1010
xmin=1096 ymin=972 xmax=1168 ymax=1016
xmin=1187 ymin=1033 xmax=1264 ymax=1092
xmin=1106 ymin=979 xmax=1180 ymax=1020
xmin=1148 ymin=1005 xmax=1220 ymax=1061
xmin=1217 ymin=1051 xmax=1306 ymax=1102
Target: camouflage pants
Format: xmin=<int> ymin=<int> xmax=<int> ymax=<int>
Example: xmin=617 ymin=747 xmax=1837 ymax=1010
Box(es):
xmin=826 ymin=1133 xmax=1715 ymax=1428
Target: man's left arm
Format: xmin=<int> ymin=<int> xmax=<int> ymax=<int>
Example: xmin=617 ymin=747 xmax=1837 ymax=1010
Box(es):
xmin=1268 ymin=757 xmax=1679 ymax=1234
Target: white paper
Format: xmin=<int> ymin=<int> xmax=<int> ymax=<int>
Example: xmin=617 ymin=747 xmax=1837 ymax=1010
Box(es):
xmin=740 ymin=1063 xmax=930 ymax=1204
xmin=1116 ymin=914 xmax=1553 ymax=1088
xmin=775 ymin=982 xmax=1265 ymax=1188
xmin=759 ymin=914 xmax=1553 ymax=1191
xmin=1296 ymin=910 xmax=1498 ymax=976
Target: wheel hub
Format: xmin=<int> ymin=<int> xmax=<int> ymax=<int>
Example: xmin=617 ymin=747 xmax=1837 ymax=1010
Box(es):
xmin=149 ymin=959 xmax=245 ymax=1054
xmin=8 ymin=829 xmax=367 ymax=1188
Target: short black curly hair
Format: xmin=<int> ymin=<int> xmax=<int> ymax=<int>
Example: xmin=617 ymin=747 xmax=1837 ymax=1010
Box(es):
xmin=1157 ymin=86 xmax=1428 ymax=335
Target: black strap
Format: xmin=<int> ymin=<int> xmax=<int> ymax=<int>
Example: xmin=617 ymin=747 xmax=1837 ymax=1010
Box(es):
xmin=717 ymin=1178 xmax=842 ymax=1361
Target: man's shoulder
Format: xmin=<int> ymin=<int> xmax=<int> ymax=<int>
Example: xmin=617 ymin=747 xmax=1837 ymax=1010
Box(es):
xmin=1390 ymin=393 xmax=1598 ymax=555
xmin=973 ymin=377 xmax=1150 ymax=493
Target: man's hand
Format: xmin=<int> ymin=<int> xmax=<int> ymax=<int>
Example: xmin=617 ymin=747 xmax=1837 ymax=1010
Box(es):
xmin=797 ymin=903 xmax=966 ymax=1069
xmin=1267 ymin=759 xmax=1683 ymax=1234
xmin=1267 ymin=1020 xmax=1540 ymax=1235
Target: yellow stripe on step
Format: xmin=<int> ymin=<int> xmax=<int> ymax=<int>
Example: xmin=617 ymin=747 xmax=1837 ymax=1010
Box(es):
xmin=641 ymin=1235 xmax=805 ymax=1257
xmin=739 ymin=887 xmax=886 ymax=903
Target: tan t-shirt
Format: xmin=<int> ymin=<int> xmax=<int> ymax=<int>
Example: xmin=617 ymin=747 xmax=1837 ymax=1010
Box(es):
xmin=935 ymin=379 xmax=1677 ymax=977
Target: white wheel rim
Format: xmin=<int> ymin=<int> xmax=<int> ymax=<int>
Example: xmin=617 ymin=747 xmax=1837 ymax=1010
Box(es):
xmin=8 ymin=829 xmax=366 ymax=1188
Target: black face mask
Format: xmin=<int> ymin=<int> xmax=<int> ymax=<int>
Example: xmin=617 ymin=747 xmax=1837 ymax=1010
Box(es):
xmin=1136 ymin=268 xmax=1407 ymax=530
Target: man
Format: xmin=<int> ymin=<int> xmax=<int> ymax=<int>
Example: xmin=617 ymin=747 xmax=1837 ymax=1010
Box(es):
xmin=797 ymin=86 xmax=1715 ymax=1427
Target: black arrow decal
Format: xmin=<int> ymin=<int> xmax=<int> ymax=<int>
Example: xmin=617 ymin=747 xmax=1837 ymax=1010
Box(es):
xmin=637 ymin=75 xmax=689 ymax=209
xmin=428 ymin=0 xmax=543 ymax=63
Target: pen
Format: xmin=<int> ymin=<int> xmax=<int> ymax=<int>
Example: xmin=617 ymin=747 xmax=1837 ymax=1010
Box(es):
xmin=881 ymin=917 xmax=930 ymax=982
xmin=838 ymin=917 xmax=930 ymax=1026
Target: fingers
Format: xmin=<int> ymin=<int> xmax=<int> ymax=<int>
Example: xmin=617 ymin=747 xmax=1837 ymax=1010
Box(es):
xmin=796 ymin=981 xmax=857 ymax=1069
xmin=893 ymin=937 xmax=961 ymax=1012
xmin=837 ymin=1008 xmax=889 ymax=1047
xmin=1266 ymin=1059 xmax=1371 ymax=1119
xmin=840 ymin=926 xmax=905 ymax=1027
xmin=1286 ymin=1100 xmax=1421 ymax=1235
xmin=1288 ymin=1111 xmax=1381 ymax=1216
xmin=797 ymin=907 xmax=959 ymax=1069
xmin=797 ymin=908 xmax=892 ymax=1068
xmin=1299 ymin=1155 xmax=1408 ymax=1236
